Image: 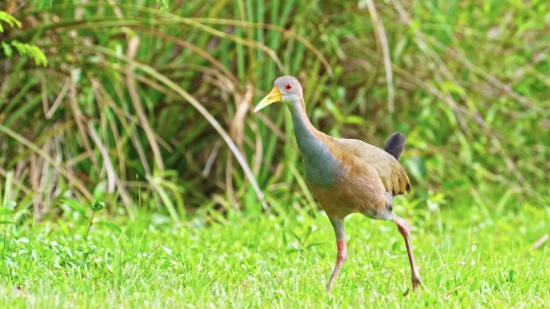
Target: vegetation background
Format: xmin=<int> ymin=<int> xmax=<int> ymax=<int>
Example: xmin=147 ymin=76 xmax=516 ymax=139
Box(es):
xmin=0 ymin=0 xmax=549 ymax=307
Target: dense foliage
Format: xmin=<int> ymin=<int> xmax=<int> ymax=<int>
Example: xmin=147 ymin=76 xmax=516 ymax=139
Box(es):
xmin=1 ymin=0 xmax=549 ymax=221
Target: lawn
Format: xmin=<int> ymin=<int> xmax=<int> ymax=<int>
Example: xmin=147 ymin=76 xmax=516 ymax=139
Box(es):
xmin=2 ymin=201 xmax=548 ymax=308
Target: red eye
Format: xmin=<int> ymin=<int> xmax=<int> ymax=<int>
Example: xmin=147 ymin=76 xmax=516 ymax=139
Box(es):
xmin=285 ymin=84 xmax=292 ymax=90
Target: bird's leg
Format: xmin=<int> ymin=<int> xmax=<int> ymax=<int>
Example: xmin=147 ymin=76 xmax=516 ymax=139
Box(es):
xmin=326 ymin=217 xmax=347 ymax=293
xmin=394 ymin=216 xmax=422 ymax=292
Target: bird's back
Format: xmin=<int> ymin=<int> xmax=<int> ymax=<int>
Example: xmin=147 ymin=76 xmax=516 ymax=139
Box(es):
xmin=306 ymin=133 xmax=411 ymax=220
xmin=328 ymin=135 xmax=411 ymax=195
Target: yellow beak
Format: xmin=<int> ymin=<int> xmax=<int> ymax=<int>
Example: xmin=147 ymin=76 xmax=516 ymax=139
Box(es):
xmin=254 ymin=86 xmax=283 ymax=112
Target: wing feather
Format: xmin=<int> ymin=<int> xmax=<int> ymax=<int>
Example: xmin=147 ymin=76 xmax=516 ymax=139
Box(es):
xmin=328 ymin=136 xmax=411 ymax=196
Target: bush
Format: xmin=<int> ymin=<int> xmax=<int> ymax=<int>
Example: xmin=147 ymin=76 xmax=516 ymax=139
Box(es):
xmin=1 ymin=0 xmax=548 ymax=221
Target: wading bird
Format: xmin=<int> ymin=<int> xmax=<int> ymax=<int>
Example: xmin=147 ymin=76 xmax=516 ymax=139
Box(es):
xmin=254 ymin=76 xmax=421 ymax=293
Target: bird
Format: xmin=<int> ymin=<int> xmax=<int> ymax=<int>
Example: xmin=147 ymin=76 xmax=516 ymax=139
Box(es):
xmin=254 ymin=75 xmax=421 ymax=293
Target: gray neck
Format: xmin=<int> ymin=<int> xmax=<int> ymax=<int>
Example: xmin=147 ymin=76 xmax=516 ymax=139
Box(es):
xmin=287 ymin=99 xmax=320 ymax=157
xmin=286 ymin=98 xmax=346 ymax=188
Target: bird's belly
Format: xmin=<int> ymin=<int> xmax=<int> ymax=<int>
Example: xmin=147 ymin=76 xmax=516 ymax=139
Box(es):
xmin=308 ymin=171 xmax=391 ymax=220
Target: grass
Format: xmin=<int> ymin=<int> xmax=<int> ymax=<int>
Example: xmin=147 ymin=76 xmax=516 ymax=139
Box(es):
xmin=2 ymin=200 xmax=549 ymax=308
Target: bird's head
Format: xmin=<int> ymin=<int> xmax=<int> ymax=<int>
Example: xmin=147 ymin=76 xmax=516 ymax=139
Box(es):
xmin=254 ymin=76 xmax=303 ymax=112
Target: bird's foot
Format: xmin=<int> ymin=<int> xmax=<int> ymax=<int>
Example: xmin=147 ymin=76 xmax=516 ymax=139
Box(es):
xmin=412 ymin=270 xmax=422 ymax=291
xmin=412 ymin=277 xmax=422 ymax=291
xmin=403 ymin=276 xmax=422 ymax=296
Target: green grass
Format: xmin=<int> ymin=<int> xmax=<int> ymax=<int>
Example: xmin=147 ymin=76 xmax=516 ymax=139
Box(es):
xmin=2 ymin=202 xmax=548 ymax=308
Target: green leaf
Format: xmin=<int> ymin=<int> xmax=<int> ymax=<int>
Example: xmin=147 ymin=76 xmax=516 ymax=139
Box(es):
xmin=1 ymin=42 xmax=12 ymax=57
xmin=507 ymin=269 xmax=515 ymax=283
xmin=61 ymin=199 xmax=89 ymax=219
xmin=0 ymin=208 xmax=13 ymax=215
xmin=344 ymin=115 xmax=366 ymax=125
xmin=9 ymin=40 xmax=48 ymax=66
xmin=3 ymin=201 xmax=16 ymax=210
xmin=95 ymin=221 xmax=122 ymax=233
xmin=91 ymin=201 xmax=106 ymax=212
xmin=93 ymin=183 xmax=106 ymax=201
xmin=0 ymin=11 xmax=22 ymax=30
xmin=161 ymin=246 xmax=173 ymax=255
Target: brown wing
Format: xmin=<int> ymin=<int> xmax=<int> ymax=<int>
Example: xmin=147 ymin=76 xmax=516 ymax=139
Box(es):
xmin=327 ymin=136 xmax=411 ymax=196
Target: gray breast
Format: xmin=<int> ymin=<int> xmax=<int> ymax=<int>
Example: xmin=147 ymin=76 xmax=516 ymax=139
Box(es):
xmin=302 ymin=142 xmax=347 ymax=188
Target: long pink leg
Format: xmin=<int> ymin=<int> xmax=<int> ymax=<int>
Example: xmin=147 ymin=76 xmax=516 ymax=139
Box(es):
xmin=394 ymin=216 xmax=422 ymax=292
xmin=326 ymin=217 xmax=347 ymax=293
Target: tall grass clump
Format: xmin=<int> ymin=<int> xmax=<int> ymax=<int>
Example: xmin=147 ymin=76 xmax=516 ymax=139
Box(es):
xmin=0 ymin=0 xmax=548 ymax=222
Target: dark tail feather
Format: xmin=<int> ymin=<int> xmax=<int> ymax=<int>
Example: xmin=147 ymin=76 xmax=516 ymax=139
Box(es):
xmin=383 ymin=132 xmax=406 ymax=161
